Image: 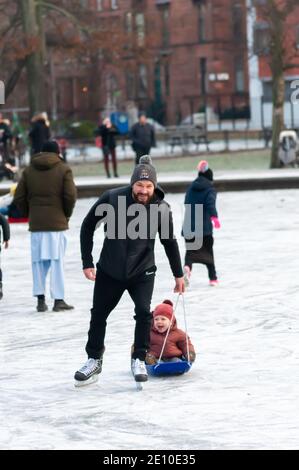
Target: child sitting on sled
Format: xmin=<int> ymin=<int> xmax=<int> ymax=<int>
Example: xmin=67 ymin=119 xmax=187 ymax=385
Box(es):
xmin=145 ymin=299 xmax=196 ymax=365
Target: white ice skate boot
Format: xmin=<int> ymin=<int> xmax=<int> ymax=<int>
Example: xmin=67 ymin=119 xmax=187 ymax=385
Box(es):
xmin=131 ymin=358 xmax=148 ymax=382
xmin=74 ymin=358 xmax=103 ymax=387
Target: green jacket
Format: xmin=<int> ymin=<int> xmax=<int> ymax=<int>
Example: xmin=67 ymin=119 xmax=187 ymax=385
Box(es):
xmin=14 ymin=152 xmax=77 ymax=232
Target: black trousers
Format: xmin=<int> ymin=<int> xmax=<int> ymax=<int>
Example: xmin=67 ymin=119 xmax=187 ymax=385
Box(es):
xmin=134 ymin=146 xmax=151 ymax=165
xmin=86 ymin=266 xmax=155 ymax=361
xmin=184 ymin=235 xmax=217 ymax=281
xmin=0 ymin=267 xmax=2 ymax=282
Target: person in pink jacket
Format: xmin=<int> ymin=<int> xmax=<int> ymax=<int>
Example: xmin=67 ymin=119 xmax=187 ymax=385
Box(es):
xmin=146 ymin=299 xmax=196 ymax=364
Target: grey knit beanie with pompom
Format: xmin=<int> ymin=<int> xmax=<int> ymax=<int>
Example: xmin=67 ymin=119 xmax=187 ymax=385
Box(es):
xmin=130 ymin=155 xmax=157 ymax=188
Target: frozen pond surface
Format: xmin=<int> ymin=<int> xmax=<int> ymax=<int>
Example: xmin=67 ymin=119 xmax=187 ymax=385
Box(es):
xmin=0 ymin=189 xmax=298 ymax=450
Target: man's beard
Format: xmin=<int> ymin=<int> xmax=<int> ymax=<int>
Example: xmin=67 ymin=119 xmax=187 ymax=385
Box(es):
xmin=132 ymin=192 xmax=153 ymax=205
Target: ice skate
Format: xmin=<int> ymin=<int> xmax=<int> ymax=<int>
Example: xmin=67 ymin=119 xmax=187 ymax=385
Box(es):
xmin=74 ymin=358 xmax=103 ymax=387
xmin=131 ymin=358 xmax=148 ymax=383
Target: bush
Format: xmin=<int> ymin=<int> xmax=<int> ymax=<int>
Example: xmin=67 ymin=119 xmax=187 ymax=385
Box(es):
xmin=68 ymin=121 xmax=97 ymax=139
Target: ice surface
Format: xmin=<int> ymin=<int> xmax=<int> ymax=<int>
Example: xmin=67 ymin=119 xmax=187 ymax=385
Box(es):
xmin=0 ymin=190 xmax=299 ymax=450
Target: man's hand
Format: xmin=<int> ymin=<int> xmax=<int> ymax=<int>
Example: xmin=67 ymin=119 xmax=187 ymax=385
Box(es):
xmin=83 ymin=268 xmax=96 ymax=281
xmin=4 ymin=241 xmax=9 ymax=249
xmin=174 ymin=276 xmax=185 ymax=293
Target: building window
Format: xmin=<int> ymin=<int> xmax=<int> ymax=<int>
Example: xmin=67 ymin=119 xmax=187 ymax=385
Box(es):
xmin=136 ymin=13 xmax=145 ymax=47
xmin=235 ymin=56 xmax=245 ymax=92
xmin=125 ymin=12 xmax=133 ymax=33
xmin=164 ymin=63 xmax=170 ymax=96
xmin=96 ymin=0 xmax=102 ymax=10
xmin=232 ymin=3 xmax=244 ymax=39
xmin=138 ymin=64 xmax=148 ymax=98
xmin=262 ymin=80 xmax=294 ymax=103
xmin=199 ymin=57 xmax=207 ymax=96
xmin=126 ymin=71 xmax=135 ymax=100
xmin=253 ymin=22 xmax=270 ymax=55
xmin=160 ymin=7 xmax=170 ymax=47
xmin=198 ymin=4 xmax=206 ymax=42
xmin=111 ymin=0 xmax=118 ymax=10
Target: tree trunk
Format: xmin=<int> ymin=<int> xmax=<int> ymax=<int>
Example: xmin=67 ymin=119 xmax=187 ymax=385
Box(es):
xmin=270 ymin=73 xmax=285 ymax=168
xmin=269 ymin=2 xmax=285 ymax=169
xmin=20 ymin=0 xmax=45 ymax=116
xmin=5 ymin=60 xmax=26 ymax=99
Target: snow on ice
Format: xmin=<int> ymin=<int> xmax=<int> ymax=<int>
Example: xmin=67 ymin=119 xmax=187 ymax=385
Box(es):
xmin=0 ymin=190 xmax=299 ymax=450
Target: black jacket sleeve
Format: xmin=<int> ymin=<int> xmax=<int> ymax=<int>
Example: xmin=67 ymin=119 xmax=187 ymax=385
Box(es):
xmin=205 ymin=187 xmax=218 ymax=218
xmin=80 ymin=191 xmax=110 ymax=269
xmin=158 ymin=203 xmax=183 ymax=278
xmin=0 ymin=214 xmax=10 ymax=242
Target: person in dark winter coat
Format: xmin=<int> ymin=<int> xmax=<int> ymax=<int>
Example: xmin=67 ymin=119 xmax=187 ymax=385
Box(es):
xmin=145 ymin=299 xmax=196 ymax=364
xmin=0 ymin=213 xmax=10 ymax=300
xmin=74 ymin=155 xmax=185 ymax=386
xmin=129 ymin=112 xmax=156 ymax=165
xmin=182 ymin=160 xmax=221 ymax=287
xmin=13 ymin=140 xmax=77 ymax=312
xmin=95 ymin=117 xmax=119 ymax=178
xmin=0 ymin=114 xmax=13 ymax=163
xmin=29 ymin=112 xmax=51 ymax=156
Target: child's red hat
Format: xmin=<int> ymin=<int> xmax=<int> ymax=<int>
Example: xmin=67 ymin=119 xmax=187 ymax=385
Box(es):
xmin=153 ymin=300 xmax=174 ymax=321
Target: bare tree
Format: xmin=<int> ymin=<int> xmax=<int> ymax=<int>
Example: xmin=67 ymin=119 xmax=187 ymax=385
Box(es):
xmin=1 ymin=0 xmax=151 ymax=118
xmin=253 ymin=0 xmax=299 ymax=168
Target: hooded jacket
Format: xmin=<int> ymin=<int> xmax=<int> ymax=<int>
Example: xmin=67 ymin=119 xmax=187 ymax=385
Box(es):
xmin=184 ymin=174 xmax=218 ymax=236
xmin=148 ymin=316 xmax=195 ymax=360
xmin=80 ymin=185 xmax=183 ymax=281
xmin=13 ymin=152 xmax=77 ymax=232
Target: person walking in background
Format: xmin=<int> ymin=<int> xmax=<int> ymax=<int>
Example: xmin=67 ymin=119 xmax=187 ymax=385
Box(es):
xmin=29 ymin=112 xmax=51 ymax=156
xmin=182 ymin=160 xmax=221 ymax=287
xmin=74 ymin=155 xmax=184 ymax=387
xmin=0 ymin=114 xmax=13 ymax=163
xmin=130 ymin=112 xmax=156 ymax=165
xmin=95 ymin=117 xmax=119 ymax=178
xmin=13 ymin=140 xmax=77 ymax=312
xmin=0 ymin=213 xmax=10 ymax=300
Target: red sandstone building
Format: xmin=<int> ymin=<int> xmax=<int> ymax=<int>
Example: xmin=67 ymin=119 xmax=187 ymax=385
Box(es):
xmin=81 ymin=0 xmax=250 ymax=125
xmin=4 ymin=0 xmax=250 ymax=126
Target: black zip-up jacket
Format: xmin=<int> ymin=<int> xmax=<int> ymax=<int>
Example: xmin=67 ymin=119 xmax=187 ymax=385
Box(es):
xmin=80 ymin=185 xmax=183 ymax=281
xmin=130 ymin=122 xmax=156 ymax=150
xmin=95 ymin=124 xmax=118 ymax=149
xmin=0 ymin=214 xmax=10 ymax=252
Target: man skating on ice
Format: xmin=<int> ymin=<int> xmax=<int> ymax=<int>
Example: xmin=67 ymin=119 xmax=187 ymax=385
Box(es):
xmin=75 ymin=155 xmax=184 ymax=386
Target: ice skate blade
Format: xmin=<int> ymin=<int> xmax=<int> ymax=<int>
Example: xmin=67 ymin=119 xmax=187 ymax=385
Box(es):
xmin=134 ymin=374 xmax=148 ymax=383
xmin=135 ymin=381 xmax=143 ymax=391
xmin=74 ymin=374 xmax=99 ymax=387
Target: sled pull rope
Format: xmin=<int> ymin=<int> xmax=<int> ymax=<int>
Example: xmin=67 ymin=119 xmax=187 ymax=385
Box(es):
xmin=181 ymin=293 xmax=190 ymax=363
xmin=156 ymin=293 xmax=190 ymax=365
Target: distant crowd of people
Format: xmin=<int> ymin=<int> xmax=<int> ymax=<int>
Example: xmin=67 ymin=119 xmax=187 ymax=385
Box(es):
xmin=0 ymin=110 xmax=157 ymax=182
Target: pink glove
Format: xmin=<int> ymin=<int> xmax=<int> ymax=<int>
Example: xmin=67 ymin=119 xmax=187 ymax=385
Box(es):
xmin=211 ymin=216 xmax=221 ymax=229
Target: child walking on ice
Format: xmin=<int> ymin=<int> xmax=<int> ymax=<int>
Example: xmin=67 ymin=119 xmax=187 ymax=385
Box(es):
xmin=146 ymin=299 xmax=196 ymax=365
xmin=182 ymin=160 xmax=221 ymax=287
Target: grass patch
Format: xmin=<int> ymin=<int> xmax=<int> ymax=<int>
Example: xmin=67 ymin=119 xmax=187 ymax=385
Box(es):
xmin=70 ymin=149 xmax=271 ymax=178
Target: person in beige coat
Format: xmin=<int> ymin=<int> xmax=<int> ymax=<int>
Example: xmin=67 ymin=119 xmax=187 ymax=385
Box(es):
xmin=14 ymin=140 xmax=77 ymax=312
